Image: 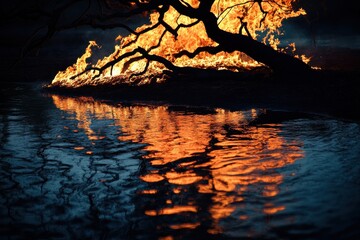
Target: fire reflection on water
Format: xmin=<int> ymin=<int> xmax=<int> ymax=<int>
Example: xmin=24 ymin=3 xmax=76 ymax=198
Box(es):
xmin=52 ymin=95 xmax=304 ymax=234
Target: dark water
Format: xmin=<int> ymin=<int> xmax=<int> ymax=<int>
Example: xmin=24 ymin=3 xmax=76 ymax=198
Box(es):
xmin=1 ymin=83 xmax=359 ymax=240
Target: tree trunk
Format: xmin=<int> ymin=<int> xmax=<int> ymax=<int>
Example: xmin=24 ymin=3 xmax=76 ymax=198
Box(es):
xmin=202 ymin=11 xmax=312 ymax=77
xmin=171 ymin=0 xmax=312 ymax=77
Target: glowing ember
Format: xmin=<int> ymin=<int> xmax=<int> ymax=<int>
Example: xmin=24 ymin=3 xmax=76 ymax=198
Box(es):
xmin=49 ymin=0 xmax=307 ymax=88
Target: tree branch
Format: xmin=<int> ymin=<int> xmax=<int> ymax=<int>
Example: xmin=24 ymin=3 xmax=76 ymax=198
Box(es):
xmin=70 ymin=47 xmax=179 ymax=81
xmin=174 ymin=46 xmax=222 ymax=58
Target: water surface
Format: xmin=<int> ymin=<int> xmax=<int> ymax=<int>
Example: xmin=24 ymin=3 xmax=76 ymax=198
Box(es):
xmin=1 ymin=83 xmax=359 ymax=239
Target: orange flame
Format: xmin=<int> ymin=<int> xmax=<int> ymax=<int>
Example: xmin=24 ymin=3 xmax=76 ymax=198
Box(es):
xmin=49 ymin=0 xmax=308 ymax=88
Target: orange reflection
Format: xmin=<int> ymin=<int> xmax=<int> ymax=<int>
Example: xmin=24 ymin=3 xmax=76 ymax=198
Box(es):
xmin=52 ymin=95 xmax=304 ymax=234
xmin=170 ymin=223 xmax=201 ymax=230
xmin=145 ymin=206 xmax=198 ymax=216
xmin=140 ymin=173 xmax=165 ymax=183
xmin=263 ymin=203 xmax=286 ymax=215
xmin=158 ymin=236 xmax=173 ymax=240
xmin=139 ymin=189 xmax=158 ymax=195
xmin=74 ymin=146 xmax=85 ymax=150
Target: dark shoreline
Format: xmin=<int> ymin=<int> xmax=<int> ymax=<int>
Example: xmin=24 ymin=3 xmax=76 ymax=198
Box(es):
xmin=42 ymin=68 xmax=360 ymax=122
xmin=2 ymin=45 xmax=359 ymax=122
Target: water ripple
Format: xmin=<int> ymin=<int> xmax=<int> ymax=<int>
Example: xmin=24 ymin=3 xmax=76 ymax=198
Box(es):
xmin=0 ymin=86 xmax=359 ymax=239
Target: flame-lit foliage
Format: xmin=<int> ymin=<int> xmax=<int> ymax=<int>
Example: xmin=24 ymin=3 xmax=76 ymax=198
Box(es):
xmin=49 ymin=0 xmax=308 ymax=88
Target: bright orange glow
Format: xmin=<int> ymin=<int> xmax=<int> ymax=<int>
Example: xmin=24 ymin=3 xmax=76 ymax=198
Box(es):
xmin=166 ymin=172 xmax=203 ymax=185
xmin=145 ymin=206 xmax=198 ymax=216
xmin=173 ymin=188 xmax=181 ymax=194
xmin=239 ymin=215 xmax=248 ymax=220
xmin=140 ymin=173 xmax=165 ymax=183
xmin=263 ymin=203 xmax=286 ymax=215
xmin=48 ymin=0 xmax=308 ymax=88
xmin=159 ymin=236 xmax=174 ymax=240
xmin=74 ymin=146 xmax=85 ymax=150
xmin=52 ymin=95 xmax=304 ymax=233
xmin=139 ymin=189 xmax=158 ymax=194
xmin=169 ymin=222 xmax=201 ymax=230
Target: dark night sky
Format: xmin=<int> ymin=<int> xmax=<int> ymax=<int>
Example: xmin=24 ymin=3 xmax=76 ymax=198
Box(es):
xmin=0 ymin=0 xmax=359 ymax=82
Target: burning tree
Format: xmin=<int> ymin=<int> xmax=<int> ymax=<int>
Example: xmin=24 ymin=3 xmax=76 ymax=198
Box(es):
xmin=39 ymin=0 xmax=312 ymax=88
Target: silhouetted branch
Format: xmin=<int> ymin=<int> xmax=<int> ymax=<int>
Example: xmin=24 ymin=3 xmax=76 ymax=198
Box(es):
xmin=238 ymin=17 xmax=252 ymax=38
xmin=121 ymin=56 xmax=144 ymax=74
xmin=8 ymin=0 xmax=312 ymax=82
xmin=70 ymin=47 xmax=179 ymax=80
xmin=128 ymin=60 xmax=150 ymax=82
xmin=174 ymin=46 xmax=222 ymax=58
xmin=217 ymin=1 xmax=253 ymax=25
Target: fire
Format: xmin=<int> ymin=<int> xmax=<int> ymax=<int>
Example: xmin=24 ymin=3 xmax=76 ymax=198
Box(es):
xmin=49 ymin=0 xmax=307 ymax=88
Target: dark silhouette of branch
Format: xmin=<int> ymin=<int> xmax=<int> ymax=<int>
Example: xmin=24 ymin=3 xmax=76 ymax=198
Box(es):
xmin=255 ymin=0 xmax=268 ymax=27
xmin=167 ymin=0 xmax=310 ymax=75
xmin=121 ymin=56 xmax=144 ymax=74
xmin=122 ymin=21 xmax=161 ymax=48
xmin=67 ymin=0 xmax=310 ymax=81
xmin=70 ymin=47 xmax=179 ymax=80
xmin=19 ymin=0 xmax=91 ymax=58
xmin=238 ymin=17 xmax=252 ymax=38
xmin=174 ymin=46 xmax=223 ymax=58
xmin=121 ymin=28 xmax=168 ymax=74
xmin=217 ymin=1 xmax=253 ymax=25
xmin=128 ymin=60 xmax=150 ymax=83
xmin=8 ymin=0 xmax=312 ymax=82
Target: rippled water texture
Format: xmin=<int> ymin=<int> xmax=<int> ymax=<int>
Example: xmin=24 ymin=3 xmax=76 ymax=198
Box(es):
xmin=1 ymin=83 xmax=359 ymax=239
